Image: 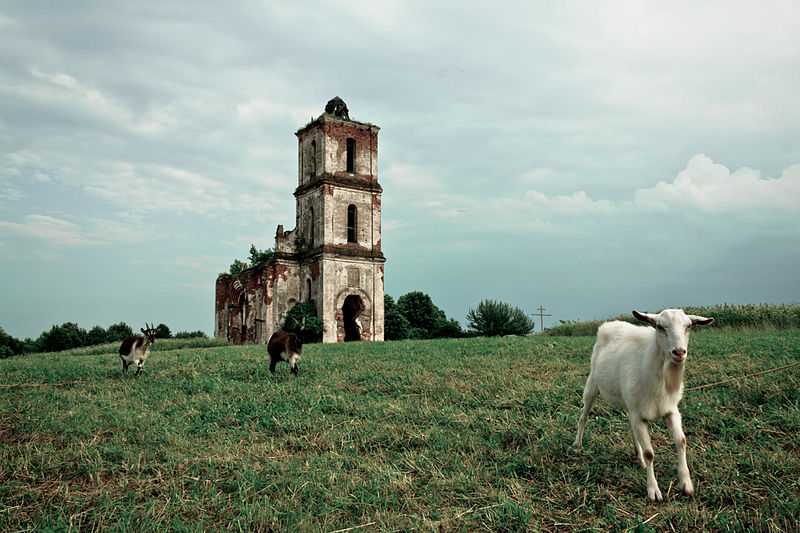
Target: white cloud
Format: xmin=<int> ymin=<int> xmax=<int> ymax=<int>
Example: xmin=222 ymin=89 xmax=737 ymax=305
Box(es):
xmin=236 ymin=98 xmax=308 ymax=125
xmin=516 ymin=167 xmax=555 ymax=184
xmin=0 ymin=185 xmax=23 ymax=202
xmin=0 ymin=214 xmax=157 ymax=247
xmin=523 ymin=190 xmax=615 ymax=215
xmin=383 ymin=163 xmax=443 ymax=192
xmin=0 ymin=215 xmax=91 ymax=245
xmin=634 ymin=154 xmax=800 ymax=212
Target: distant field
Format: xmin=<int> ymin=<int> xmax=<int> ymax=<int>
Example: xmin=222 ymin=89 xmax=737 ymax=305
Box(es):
xmin=30 ymin=336 xmax=228 ymax=357
xmin=1 ymin=331 xmax=799 ymax=531
xmin=545 ymin=303 xmax=800 ymax=337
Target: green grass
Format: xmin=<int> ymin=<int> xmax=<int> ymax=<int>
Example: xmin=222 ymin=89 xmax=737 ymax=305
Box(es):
xmin=1 ymin=331 xmax=799 ymax=531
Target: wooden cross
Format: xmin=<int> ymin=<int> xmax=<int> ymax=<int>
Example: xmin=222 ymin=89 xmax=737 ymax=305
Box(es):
xmin=533 ymin=305 xmax=552 ymax=332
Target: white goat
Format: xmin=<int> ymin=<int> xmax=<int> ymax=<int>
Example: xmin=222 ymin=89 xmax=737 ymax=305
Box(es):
xmin=118 ymin=323 xmax=158 ymax=376
xmin=573 ymin=309 xmax=714 ymax=501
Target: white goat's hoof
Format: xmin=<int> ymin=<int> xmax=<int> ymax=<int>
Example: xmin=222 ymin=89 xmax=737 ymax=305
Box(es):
xmin=679 ymin=478 xmax=695 ymax=496
xmin=647 ymin=485 xmax=663 ymax=501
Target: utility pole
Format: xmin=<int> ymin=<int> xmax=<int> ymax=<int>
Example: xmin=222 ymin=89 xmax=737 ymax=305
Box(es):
xmin=532 ymin=305 xmax=552 ymax=332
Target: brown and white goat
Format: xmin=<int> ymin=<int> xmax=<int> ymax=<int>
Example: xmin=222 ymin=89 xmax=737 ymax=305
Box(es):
xmin=267 ymin=330 xmax=302 ymax=376
xmin=573 ymin=309 xmax=714 ymax=500
xmin=118 ymin=323 xmax=158 ymax=376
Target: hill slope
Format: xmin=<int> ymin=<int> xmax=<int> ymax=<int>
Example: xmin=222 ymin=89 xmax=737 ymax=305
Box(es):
xmin=2 ymin=332 xmax=799 ymax=530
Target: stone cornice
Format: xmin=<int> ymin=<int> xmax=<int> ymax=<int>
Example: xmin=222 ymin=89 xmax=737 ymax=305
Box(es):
xmin=273 ymin=245 xmax=385 ymax=263
xmin=295 ymin=113 xmax=380 ymax=137
xmin=294 ymin=173 xmax=382 ymax=196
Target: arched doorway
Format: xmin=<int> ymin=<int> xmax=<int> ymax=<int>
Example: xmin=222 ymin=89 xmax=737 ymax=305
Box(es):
xmin=342 ymin=294 xmax=364 ymax=341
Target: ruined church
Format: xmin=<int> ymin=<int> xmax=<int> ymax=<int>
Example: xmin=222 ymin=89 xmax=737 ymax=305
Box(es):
xmin=215 ymin=97 xmax=385 ymax=343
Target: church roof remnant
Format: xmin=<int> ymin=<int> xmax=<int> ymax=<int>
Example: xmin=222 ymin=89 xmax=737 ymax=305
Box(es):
xmin=324 ymin=96 xmax=349 ymax=119
xmin=296 ymin=97 xmax=378 ymax=136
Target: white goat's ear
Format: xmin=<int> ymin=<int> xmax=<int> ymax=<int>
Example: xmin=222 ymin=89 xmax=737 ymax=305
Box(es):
xmin=632 ymin=310 xmax=657 ymax=325
xmin=689 ymin=315 xmax=714 ymax=326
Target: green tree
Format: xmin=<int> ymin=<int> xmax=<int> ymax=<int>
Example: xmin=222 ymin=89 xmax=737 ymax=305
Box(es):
xmin=37 ymin=322 xmax=88 ymax=352
xmin=397 ymin=291 xmax=442 ymax=338
xmin=248 ymin=244 xmax=274 ymax=266
xmin=396 ymin=291 xmax=462 ymax=339
xmin=229 ymin=259 xmax=248 ymax=276
xmin=155 ymin=323 xmax=172 ymax=339
xmin=384 ymin=294 xmax=411 ymax=340
xmin=0 ymin=326 xmax=24 ymax=357
xmin=283 ymin=302 xmax=323 ymax=343
xmin=86 ymin=326 xmax=108 ymax=346
xmin=106 ymin=322 xmax=133 ymax=342
xmin=466 ymin=300 xmax=534 ymax=337
xmin=434 ymin=318 xmax=463 ymax=338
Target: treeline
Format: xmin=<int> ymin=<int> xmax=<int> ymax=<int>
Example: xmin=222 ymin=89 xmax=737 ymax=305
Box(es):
xmin=278 ymin=291 xmax=536 ymax=343
xmin=0 ymin=322 xmax=207 ymax=358
xmin=544 ymin=303 xmax=800 ymax=336
xmin=385 ymin=293 xmax=535 ymax=340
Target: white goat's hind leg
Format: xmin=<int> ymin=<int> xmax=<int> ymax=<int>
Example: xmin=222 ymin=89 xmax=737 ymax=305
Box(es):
xmin=666 ymin=411 xmax=694 ymax=496
xmin=573 ymin=376 xmax=598 ymax=447
xmin=630 ymin=426 xmax=645 ymax=467
xmin=631 ymin=416 xmax=662 ymax=501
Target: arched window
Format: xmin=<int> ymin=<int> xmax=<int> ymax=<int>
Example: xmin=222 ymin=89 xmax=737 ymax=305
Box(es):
xmin=310 ymin=139 xmax=317 ymax=176
xmin=309 ymin=206 xmax=315 ymax=245
xmin=306 ymin=278 xmax=312 ymax=301
xmin=347 ymin=204 xmax=357 ymax=243
xmin=346 ymin=138 xmax=355 ymax=173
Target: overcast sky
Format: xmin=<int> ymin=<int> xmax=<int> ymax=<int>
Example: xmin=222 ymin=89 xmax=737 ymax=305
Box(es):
xmin=1 ymin=1 xmax=799 ymax=338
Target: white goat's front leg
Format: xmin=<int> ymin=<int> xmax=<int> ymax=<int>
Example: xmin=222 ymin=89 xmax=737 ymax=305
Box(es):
xmin=666 ymin=411 xmax=694 ymax=496
xmin=135 ymin=358 xmax=145 ymax=376
xmin=630 ymin=426 xmax=645 ymax=467
xmin=630 ymin=416 xmax=662 ymax=501
xmin=573 ymin=376 xmax=598 ymax=447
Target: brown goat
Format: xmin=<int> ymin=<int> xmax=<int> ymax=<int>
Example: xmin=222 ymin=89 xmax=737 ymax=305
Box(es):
xmin=267 ymin=330 xmax=303 ymax=376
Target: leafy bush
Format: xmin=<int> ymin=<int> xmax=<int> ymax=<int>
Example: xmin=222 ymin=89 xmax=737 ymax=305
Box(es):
xmin=384 ymin=295 xmax=411 ymax=340
xmin=283 ymin=302 xmax=323 ymax=343
xmin=466 ymin=300 xmax=534 ymax=337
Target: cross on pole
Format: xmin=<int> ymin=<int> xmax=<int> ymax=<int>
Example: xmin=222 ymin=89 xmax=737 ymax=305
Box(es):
xmin=533 ymin=305 xmax=552 ymax=332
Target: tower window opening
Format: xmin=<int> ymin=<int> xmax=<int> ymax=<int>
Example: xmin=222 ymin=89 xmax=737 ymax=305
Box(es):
xmin=310 ymin=139 xmax=317 ymax=176
xmin=347 ymin=204 xmax=357 ymax=243
xmin=309 ymin=206 xmax=315 ymax=245
xmin=346 ymin=138 xmax=355 ymax=173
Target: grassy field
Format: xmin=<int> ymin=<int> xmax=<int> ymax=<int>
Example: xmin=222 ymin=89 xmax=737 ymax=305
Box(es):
xmin=1 ymin=331 xmax=799 ymax=531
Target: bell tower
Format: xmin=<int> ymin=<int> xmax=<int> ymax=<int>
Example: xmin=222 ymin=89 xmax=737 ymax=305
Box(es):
xmin=294 ymin=97 xmax=385 ymax=342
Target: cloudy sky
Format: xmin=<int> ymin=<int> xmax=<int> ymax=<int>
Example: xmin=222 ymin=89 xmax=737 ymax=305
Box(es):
xmin=1 ymin=1 xmax=799 ymax=338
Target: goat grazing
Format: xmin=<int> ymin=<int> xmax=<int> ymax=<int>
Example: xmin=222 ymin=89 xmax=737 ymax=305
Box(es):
xmin=573 ymin=309 xmax=714 ymax=501
xmin=267 ymin=330 xmax=302 ymax=376
xmin=118 ymin=323 xmax=158 ymax=376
